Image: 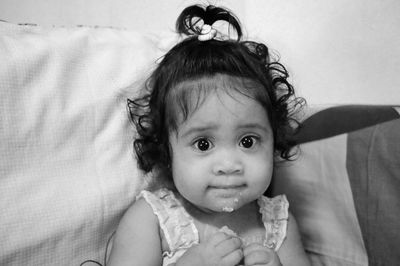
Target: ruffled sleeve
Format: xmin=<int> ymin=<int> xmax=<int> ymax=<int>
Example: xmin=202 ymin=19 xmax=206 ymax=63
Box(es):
xmin=137 ymin=188 xmax=199 ymax=264
xmin=257 ymin=194 xmax=289 ymax=251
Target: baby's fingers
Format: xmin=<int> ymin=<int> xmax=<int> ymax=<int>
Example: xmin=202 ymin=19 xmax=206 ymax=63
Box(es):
xmin=243 ymin=243 xmax=281 ymax=266
xmin=243 ymin=242 xmax=267 ymax=256
xmin=221 ymin=247 xmax=243 ymax=266
xmin=215 ymin=235 xmax=242 ymax=256
xmin=207 ymin=231 xmax=232 ymax=246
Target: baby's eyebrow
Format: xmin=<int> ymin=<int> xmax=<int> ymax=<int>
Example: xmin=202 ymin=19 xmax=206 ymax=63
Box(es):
xmin=179 ymin=122 xmax=270 ymax=138
xmin=179 ymin=124 xmax=218 ymax=138
xmin=237 ymin=123 xmax=270 ymax=133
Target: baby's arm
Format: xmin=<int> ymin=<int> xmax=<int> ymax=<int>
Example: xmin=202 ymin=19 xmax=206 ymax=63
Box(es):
xmin=107 ymin=198 xmax=163 ymax=266
xmin=277 ymin=212 xmax=310 ymax=266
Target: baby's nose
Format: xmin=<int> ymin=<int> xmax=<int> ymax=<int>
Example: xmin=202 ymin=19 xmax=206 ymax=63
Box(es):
xmin=212 ymin=155 xmax=243 ymax=175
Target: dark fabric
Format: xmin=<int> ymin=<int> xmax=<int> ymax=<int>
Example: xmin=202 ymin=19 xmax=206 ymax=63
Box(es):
xmin=347 ymin=119 xmax=400 ymax=265
xmin=293 ymin=105 xmax=400 ymax=144
xmin=292 ymin=105 xmax=400 ymax=264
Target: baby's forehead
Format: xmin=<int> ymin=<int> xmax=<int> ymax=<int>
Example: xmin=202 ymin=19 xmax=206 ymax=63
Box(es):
xmin=170 ymin=74 xmax=265 ymax=109
xmin=165 ymin=74 xmax=269 ymax=131
xmin=170 ymin=88 xmax=272 ymax=140
xmin=171 ymin=74 xmax=263 ymax=111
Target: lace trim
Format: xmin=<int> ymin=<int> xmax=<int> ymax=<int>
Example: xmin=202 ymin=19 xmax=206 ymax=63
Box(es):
xmin=139 ymin=189 xmax=288 ymax=257
xmin=257 ymin=194 xmax=289 ymax=251
xmin=138 ymin=189 xmax=199 ymax=258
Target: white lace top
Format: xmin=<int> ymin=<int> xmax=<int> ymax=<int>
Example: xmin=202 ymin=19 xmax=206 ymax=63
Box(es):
xmin=138 ymin=188 xmax=289 ymax=266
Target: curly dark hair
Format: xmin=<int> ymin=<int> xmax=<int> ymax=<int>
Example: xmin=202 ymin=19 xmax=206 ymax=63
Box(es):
xmin=128 ymin=4 xmax=305 ymax=182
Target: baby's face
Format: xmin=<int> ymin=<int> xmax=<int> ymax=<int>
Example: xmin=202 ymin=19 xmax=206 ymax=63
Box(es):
xmin=169 ymin=85 xmax=274 ymax=214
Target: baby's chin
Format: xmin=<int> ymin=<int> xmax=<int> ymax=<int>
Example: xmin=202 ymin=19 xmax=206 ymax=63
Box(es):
xmin=209 ymin=194 xmax=251 ymax=213
xmin=190 ymin=198 xmax=243 ymax=214
xmin=183 ymin=191 xmax=258 ymax=214
xmin=220 ymin=197 xmax=241 ymax=212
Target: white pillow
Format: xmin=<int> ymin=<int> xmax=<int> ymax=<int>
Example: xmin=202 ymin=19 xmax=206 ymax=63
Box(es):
xmin=0 ymin=21 xmax=176 ymax=265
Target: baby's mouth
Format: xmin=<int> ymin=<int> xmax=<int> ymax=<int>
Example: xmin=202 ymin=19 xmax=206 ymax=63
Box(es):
xmin=208 ymin=185 xmax=246 ymax=197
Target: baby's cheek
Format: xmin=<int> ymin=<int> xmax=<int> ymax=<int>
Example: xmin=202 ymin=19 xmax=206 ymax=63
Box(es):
xmin=249 ymin=165 xmax=272 ymax=189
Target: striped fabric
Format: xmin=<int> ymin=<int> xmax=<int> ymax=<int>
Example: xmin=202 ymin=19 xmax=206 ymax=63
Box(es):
xmin=273 ymin=105 xmax=400 ymax=265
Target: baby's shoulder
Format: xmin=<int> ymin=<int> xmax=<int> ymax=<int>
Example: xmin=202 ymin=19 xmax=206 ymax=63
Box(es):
xmin=119 ymin=196 xmax=158 ymax=229
xmin=107 ymin=194 xmax=164 ymax=265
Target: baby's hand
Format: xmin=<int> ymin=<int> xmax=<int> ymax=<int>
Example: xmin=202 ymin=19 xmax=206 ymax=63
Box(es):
xmin=176 ymin=231 xmax=243 ymax=266
xmin=243 ymin=243 xmax=282 ymax=266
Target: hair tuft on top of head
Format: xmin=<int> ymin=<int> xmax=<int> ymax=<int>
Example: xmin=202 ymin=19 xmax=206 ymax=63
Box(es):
xmin=176 ymin=4 xmax=242 ymax=41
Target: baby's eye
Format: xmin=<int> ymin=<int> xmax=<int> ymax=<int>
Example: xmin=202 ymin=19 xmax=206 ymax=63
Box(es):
xmin=239 ymin=136 xmax=258 ymax=149
xmin=193 ymin=138 xmax=213 ymax=151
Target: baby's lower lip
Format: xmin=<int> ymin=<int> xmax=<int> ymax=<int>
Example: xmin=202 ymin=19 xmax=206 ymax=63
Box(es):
xmin=209 ymin=185 xmax=245 ymax=196
xmin=210 ymin=184 xmax=246 ymax=189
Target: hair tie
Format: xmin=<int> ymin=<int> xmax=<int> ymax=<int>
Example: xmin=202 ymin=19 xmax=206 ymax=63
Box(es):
xmin=197 ymin=24 xmax=217 ymax=41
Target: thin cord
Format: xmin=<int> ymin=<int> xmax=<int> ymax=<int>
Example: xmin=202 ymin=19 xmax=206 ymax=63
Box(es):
xmin=80 ymin=231 xmax=116 ymax=266
xmin=104 ymin=231 xmax=116 ymax=266
xmin=79 ymin=260 xmax=102 ymax=266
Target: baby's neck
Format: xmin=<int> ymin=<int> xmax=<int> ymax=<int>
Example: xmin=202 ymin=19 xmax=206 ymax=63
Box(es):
xmin=181 ymin=197 xmax=262 ymax=237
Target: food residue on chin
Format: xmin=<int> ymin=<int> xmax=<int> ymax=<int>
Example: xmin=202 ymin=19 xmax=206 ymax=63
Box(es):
xmin=221 ymin=195 xmax=241 ymax=212
xmin=222 ymin=206 xmax=234 ymax=212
